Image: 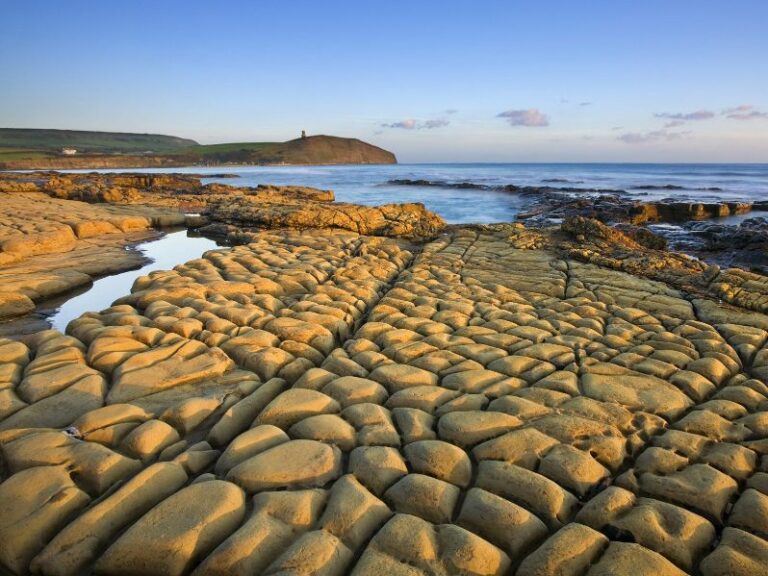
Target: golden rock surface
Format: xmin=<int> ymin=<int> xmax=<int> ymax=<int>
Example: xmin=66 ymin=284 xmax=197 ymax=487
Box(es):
xmin=1 ymin=225 xmax=768 ymax=575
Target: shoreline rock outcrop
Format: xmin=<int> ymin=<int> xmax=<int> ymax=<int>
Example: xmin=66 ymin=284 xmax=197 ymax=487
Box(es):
xmin=204 ymin=197 xmax=445 ymax=239
xmin=0 ymin=172 xmax=445 ymax=324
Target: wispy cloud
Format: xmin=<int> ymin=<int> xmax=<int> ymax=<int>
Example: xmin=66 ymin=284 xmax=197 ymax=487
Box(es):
xmin=723 ymin=104 xmax=753 ymax=114
xmin=444 ymin=108 xmax=458 ymax=115
xmin=497 ymin=108 xmax=549 ymax=127
xmin=722 ymin=104 xmax=768 ymax=120
xmin=729 ymin=110 xmax=768 ymax=120
xmin=618 ymin=129 xmax=691 ymax=144
xmin=655 ymin=110 xmax=715 ymax=121
xmin=560 ymin=99 xmax=592 ymax=107
xmin=422 ymin=118 xmax=451 ymax=129
xmin=380 ymin=117 xmax=450 ymax=130
xmin=381 ymin=119 xmax=418 ymax=129
xmin=663 ymin=120 xmax=686 ymax=128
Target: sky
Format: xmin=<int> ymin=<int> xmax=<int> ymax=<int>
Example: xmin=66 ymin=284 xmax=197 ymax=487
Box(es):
xmin=1 ymin=0 xmax=767 ymax=162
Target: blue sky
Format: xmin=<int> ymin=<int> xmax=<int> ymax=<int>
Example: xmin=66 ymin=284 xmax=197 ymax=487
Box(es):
xmin=1 ymin=0 xmax=767 ymax=162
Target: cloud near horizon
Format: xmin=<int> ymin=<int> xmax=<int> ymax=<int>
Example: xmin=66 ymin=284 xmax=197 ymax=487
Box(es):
xmin=422 ymin=118 xmax=451 ymax=129
xmin=722 ymin=104 xmax=768 ymax=120
xmin=380 ymin=117 xmax=450 ymax=130
xmin=497 ymin=108 xmax=549 ymax=127
xmin=655 ymin=110 xmax=715 ymax=121
xmin=618 ymin=129 xmax=691 ymax=144
xmin=380 ymin=119 xmax=417 ymax=129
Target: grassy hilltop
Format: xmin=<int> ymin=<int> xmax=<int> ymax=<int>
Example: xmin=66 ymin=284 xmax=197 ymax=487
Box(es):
xmin=0 ymin=128 xmax=198 ymax=153
xmin=178 ymin=135 xmax=396 ymax=165
xmin=0 ymin=129 xmax=396 ymax=168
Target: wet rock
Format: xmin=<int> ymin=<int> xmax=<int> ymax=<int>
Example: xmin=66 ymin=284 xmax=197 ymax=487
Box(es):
xmin=683 ymin=216 xmax=768 ymax=272
xmin=629 ymin=200 xmax=753 ymax=225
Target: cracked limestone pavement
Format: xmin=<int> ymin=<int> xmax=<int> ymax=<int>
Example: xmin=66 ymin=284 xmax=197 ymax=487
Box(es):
xmin=0 ymin=172 xmax=444 ymax=324
xmin=0 ymin=187 xmax=200 ymax=321
xmin=1 ymin=227 xmax=768 ymax=575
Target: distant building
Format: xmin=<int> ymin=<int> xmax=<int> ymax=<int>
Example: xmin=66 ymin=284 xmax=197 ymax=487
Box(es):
xmin=61 ymin=148 xmax=77 ymax=155
xmin=301 ymin=130 xmax=307 ymax=139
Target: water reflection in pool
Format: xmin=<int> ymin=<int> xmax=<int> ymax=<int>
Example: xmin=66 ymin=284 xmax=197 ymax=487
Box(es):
xmin=49 ymin=230 xmax=224 ymax=332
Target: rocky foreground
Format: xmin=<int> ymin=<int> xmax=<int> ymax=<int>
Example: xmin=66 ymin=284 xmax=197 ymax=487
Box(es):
xmin=0 ymin=172 xmax=442 ymax=322
xmin=1 ymin=173 xmax=768 ymax=575
xmin=390 ymin=178 xmax=768 ymax=273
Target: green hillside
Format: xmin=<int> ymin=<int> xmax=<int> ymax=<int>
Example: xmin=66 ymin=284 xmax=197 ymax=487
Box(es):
xmin=0 ymin=131 xmax=397 ymax=168
xmin=175 ymin=135 xmax=396 ymax=165
xmin=0 ymin=128 xmax=198 ymax=153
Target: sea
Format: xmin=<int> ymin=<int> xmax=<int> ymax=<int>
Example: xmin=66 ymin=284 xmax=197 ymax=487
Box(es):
xmin=70 ymin=163 xmax=768 ymax=224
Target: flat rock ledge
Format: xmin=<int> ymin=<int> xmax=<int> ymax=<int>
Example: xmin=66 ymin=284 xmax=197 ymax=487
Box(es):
xmin=0 ymin=172 xmax=445 ymax=323
xmin=1 ymin=226 xmax=768 ymax=576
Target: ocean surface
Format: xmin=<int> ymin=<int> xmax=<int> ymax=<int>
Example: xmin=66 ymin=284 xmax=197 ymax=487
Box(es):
xmin=72 ymin=163 xmax=768 ymax=224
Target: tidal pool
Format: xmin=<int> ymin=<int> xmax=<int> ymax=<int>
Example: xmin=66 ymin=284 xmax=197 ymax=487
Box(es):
xmin=47 ymin=230 xmax=224 ymax=332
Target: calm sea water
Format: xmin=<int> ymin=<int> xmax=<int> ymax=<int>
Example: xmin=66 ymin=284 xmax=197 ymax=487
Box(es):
xmin=70 ymin=163 xmax=768 ymax=224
